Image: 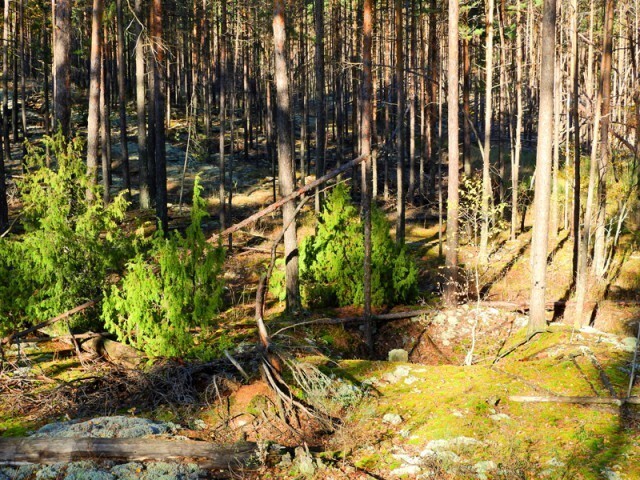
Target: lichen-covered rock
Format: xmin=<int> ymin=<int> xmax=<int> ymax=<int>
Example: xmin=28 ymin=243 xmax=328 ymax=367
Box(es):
xmin=388 ymin=349 xmax=409 ymax=362
xmin=32 ymin=416 xmax=179 ymax=439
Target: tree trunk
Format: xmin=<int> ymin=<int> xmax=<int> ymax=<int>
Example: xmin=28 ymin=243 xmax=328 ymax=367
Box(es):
xmin=152 ymin=0 xmax=167 ymax=229
xmin=593 ymin=0 xmax=615 ymax=278
xmin=444 ymin=0 xmax=460 ymax=307
xmin=511 ymin=3 xmax=524 ymax=240
xmin=314 ymin=0 xmax=326 ymax=212
xmin=135 ymin=0 xmax=150 ymax=209
xmin=570 ymin=0 xmax=580 ymax=280
xmin=273 ymin=0 xmax=300 ymax=312
xmin=479 ymin=0 xmax=494 ymax=264
xmin=395 ymin=0 xmax=405 ymax=245
xmin=86 ymin=0 xmax=104 ymax=198
xmin=462 ymin=36 xmax=472 ymax=177
xmin=528 ymin=0 xmax=557 ymax=334
xmin=53 ymin=0 xmax=71 ymax=138
xmin=361 ymin=0 xmax=373 ymax=355
xmin=116 ymin=0 xmax=131 ymax=198
xmin=218 ymin=0 xmax=227 ymax=232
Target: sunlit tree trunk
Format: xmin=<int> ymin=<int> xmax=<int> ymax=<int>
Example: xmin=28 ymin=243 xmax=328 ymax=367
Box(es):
xmin=528 ymin=0 xmax=556 ymax=334
xmin=395 ymin=0 xmax=405 ymax=245
xmin=361 ymin=0 xmax=373 ymax=354
xmin=479 ymin=0 xmax=494 ymax=264
xmin=86 ymin=0 xmax=104 ymax=198
xmin=152 ymin=0 xmax=167 ymax=228
xmin=273 ymin=0 xmax=300 ymax=312
xmin=444 ymin=0 xmax=460 ymax=307
xmin=53 ymin=0 xmax=71 ymax=138
xmin=116 ymin=0 xmax=131 ymax=198
xmin=135 ymin=0 xmax=151 ymax=209
xmin=314 ymin=0 xmax=326 ymax=212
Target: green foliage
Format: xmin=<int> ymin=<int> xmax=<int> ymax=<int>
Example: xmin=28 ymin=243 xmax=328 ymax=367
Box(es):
xmin=459 ymin=174 xmax=508 ymax=247
xmin=102 ymin=177 xmax=225 ymax=359
xmin=0 ymin=132 xmax=130 ymax=334
xmin=299 ymin=185 xmax=418 ymax=308
xmin=268 ymin=259 xmax=287 ymax=302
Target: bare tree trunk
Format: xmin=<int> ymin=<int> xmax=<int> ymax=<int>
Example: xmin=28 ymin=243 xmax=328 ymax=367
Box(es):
xmin=2 ymin=0 xmax=10 ymax=163
xmin=152 ymin=0 xmax=167 ymax=229
xmin=218 ymin=0 xmax=227 ymax=232
xmin=529 ymin=0 xmax=557 ymax=334
xmin=86 ymin=0 xmax=104 ymax=198
xmin=116 ymin=0 xmax=131 ymax=198
xmin=479 ymin=0 xmax=494 ymax=264
xmin=444 ymin=0 xmax=460 ymax=307
xmin=570 ymin=0 xmax=580 ymax=280
xmin=53 ymin=0 xmax=71 ymax=137
xmin=100 ymin=35 xmax=111 ymax=205
xmin=462 ymin=36 xmax=472 ymax=177
xmin=395 ymin=0 xmax=405 ymax=245
xmin=361 ymin=0 xmax=373 ymax=355
xmin=511 ymin=3 xmax=524 ymax=240
xmin=593 ymin=0 xmax=615 ymax=278
xmin=273 ymin=0 xmax=300 ymax=312
xmin=550 ymin=46 xmax=562 ymax=239
xmin=314 ymin=0 xmax=326 ymax=212
xmin=135 ymin=0 xmax=150 ymax=209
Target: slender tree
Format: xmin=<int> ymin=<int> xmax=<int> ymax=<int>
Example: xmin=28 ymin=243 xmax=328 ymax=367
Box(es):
xmin=395 ymin=0 xmax=405 ymax=245
xmin=593 ymin=0 xmax=615 ymax=278
xmin=479 ymin=0 xmax=494 ymax=264
xmin=444 ymin=0 xmax=460 ymax=307
xmin=152 ymin=0 xmax=168 ymax=228
xmin=273 ymin=0 xmax=300 ymax=312
xmin=528 ymin=0 xmax=557 ymax=334
xmin=53 ymin=0 xmax=71 ymax=137
xmin=314 ymin=0 xmax=326 ymax=212
xmin=86 ymin=0 xmax=104 ymax=197
xmin=361 ymin=0 xmax=373 ymax=354
xmin=136 ymin=0 xmax=151 ymax=209
xmin=116 ymin=0 xmax=131 ymax=198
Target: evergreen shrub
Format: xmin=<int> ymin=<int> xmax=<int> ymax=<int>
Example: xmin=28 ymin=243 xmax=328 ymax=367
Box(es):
xmin=0 ymin=132 xmax=130 ymax=333
xmin=102 ymin=178 xmax=225 ymax=359
xmin=299 ymin=184 xmax=418 ymax=308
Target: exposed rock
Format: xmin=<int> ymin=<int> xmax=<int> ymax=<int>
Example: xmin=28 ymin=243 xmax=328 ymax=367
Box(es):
xmin=390 ymin=465 xmax=421 ymax=476
xmin=621 ymin=337 xmax=638 ymax=353
xmin=474 ymin=460 xmax=497 ymax=480
xmin=404 ymin=376 xmax=419 ymax=385
xmin=388 ymin=349 xmax=409 ymax=362
xmin=294 ymin=446 xmax=316 ymax=477
xmin=382 ymin=413 xmax=403 ymax=425
xmin=489 ymin=413 xmax=511 ymax=422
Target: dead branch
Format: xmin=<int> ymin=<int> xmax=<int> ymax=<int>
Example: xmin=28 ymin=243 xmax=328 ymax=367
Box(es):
xmin=208 ymin=154 xmax=366 ymax=243
xmin=1 ymin=300 xmax=98 ymax=346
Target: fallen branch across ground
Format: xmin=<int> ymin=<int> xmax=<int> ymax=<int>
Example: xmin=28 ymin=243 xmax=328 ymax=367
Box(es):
xmin=1 ymin=300 xmax=98 ymax=346
xmin=271 ymin=309 xmax=431 ymax=337
xmin=509 ymin=395 xmax=640 ymax=406
xmin=0 ymin=438 xmax=261 ymax=469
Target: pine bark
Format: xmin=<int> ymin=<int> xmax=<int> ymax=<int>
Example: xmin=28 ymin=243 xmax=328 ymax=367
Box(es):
xmin=361 ymin=0 xmax=373 ymax=354
xmin=273 ymin=0 xmax=300 ymax=312
xmin=116 ymin=0 xmax=131 ymax=198
xmin=529 ymin=0 xmax=557 ymax=334
xmin=53 ymin=0 xmax=71 ymax=137
xmin=314 ymin=0 xmax=326 ymax=212
xmin=152 ymin=0 xmax=167 ymax=228
xmin=86 ymin=0 xmax=104 ymax=197
xmin=135 ymin=0 xmax=150 ymax=209
xmin=444 ymin=0 xmax=460 ymax=307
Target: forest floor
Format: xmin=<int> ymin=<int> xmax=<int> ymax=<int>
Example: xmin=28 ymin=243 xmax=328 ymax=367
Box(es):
xmin=1 ymin=101 xmax=639 ymax=479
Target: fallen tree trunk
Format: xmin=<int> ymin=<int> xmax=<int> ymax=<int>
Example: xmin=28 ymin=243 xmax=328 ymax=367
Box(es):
xmin=509 ymin=395 xmax=640 ymax=406
xmin=208 ymin=154 xmax=366 ymax=243
xmin=0 ymin=438 xmax=260 ymax=469
xmin=1 ymin=300 xmax=98 ymax=346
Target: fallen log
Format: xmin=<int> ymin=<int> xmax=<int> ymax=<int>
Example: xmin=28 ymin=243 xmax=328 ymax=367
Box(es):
xmin=509 ymin=395 xmax=640 ymax=406
xmin=208 ymin=154 xmax=366 ymax=243
xmin=1 ymin=300 xmax=98 ymax=346
xmin=0 ymin=438 xmax=259 ymax=469
xmin=80 ymin=336 xmax=143 ymax=369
